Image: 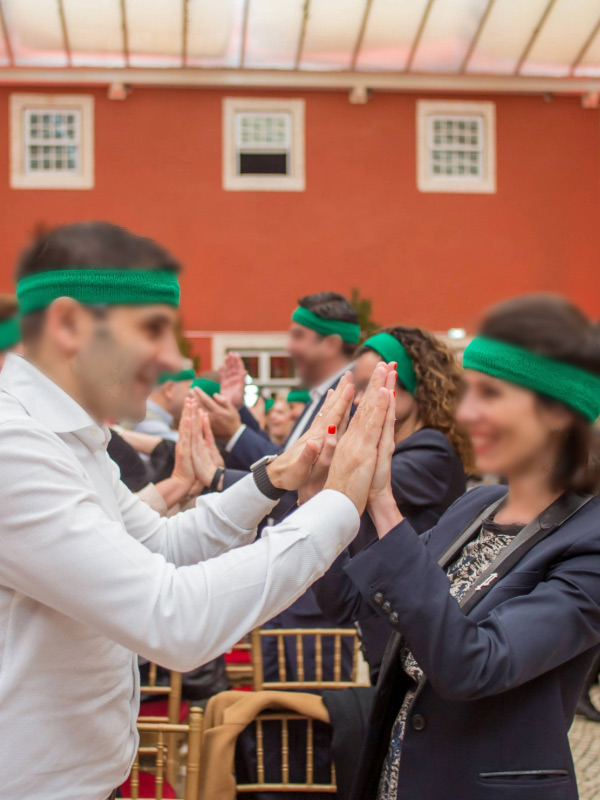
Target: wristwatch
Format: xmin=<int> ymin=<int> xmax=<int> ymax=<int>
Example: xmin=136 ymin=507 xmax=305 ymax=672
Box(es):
xmin=250 ymin=455 xmax=287 ymax=500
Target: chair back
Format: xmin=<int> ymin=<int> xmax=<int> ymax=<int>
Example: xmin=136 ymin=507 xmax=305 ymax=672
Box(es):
xmin=250 ymin=627 xmax=369 ymax=690
xmin=225 ymin=636 xmax=253 ymax=688
xmin=139 ymin=664 xmax=186 ymax=784
xmin=120 ymin=706 xmax=203 ymax=800
xmin=237 ymin=709 xmax=336 ymax=794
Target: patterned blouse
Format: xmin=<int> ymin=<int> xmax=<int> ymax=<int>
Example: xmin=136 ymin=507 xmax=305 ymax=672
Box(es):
xmin=377 ymin=516 xmax=524 ymax=800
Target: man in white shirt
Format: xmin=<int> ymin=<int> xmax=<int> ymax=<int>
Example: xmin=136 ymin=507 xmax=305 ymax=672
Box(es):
xmin=0 ymin=222 xmax=393 ymax=800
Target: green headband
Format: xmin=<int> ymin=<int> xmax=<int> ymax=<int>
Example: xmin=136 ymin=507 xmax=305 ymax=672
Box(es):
xmin=287 ymin=389 xmax=311 ymax=404
xmin=17 ymin=269 xmax=180 ymax=315
xmin=0 ymin=316 xmax=21 ymax=352
xmin=463 ymin=336 xmax=600 ymax=423
xmin=292 ymin=306 xmax=360 ymax=345
xmin=158 ymin=369 xmax=195 ymax=385
xmin=363 ymin=332 xmax=418 ymax=395
xmin=265 ymin=398 xmax=275 ymax=413
xmin=191 ymin=377 xmax=220 ymax=397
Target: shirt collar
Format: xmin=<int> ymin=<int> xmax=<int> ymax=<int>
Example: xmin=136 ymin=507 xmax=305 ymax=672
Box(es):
xmin=310 ymin=363 xmax=354 ymax=403
xmin=0 ymin=354 xmax=110 ymax=451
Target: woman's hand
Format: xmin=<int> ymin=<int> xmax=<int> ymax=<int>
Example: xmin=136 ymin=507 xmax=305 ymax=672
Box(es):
xmin=367 ymin=369 xmax=404 ymax=537
xmin=266 ymin=373 xmax=355 ymax=492
xmin=324 ymin=363 xmax=395 ymax=515
xmin=296 ymin=387 xmax=352 ymax=505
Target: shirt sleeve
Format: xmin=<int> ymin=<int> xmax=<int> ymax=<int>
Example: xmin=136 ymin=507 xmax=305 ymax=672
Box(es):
xmin=0 ymin=421 xmax=361 ymax=672
xmin=111 ymin=457 xmax=280 ymax=565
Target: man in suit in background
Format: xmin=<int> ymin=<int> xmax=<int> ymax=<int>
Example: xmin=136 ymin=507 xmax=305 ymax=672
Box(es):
xmin=196 ymin=291 xmax=361 ymax=687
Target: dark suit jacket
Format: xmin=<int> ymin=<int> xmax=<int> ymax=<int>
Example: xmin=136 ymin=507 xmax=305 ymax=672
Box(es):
xmin=313 ymin=428 xmax=466 ymax=679
xmin=344 ymin=485 xmax=600 ymax=800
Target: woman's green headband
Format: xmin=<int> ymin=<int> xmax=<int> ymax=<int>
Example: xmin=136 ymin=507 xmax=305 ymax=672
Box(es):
xmin=463 ymin=336 xmax=600 ymax=423
xmin=158 ymin=369 xmax=195 ymax=385
xmin=0 ymin=316 xmax=21 ymax=352
xmin=16 ymin=269 xmax=180 ymax=315
xmin=363 ymin=332 xmax=418 ymax=395
xmin=292 ymin=306 xmax=361 ymax=344
xmin=191 ymin=377 xmax=220 ymax=397
xmin=287 ymin=389 xmax=311 ymax=404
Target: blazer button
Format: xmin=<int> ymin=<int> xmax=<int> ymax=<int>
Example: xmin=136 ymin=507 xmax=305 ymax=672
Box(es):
xmin=382 ymin=601 xmax=392 ymax=614
xmin=411 ymin=714 xmax=426 ymax=731
xmin=373 ymin=592 xmax=384 ymax=606
xmin=389 ymin=611 xmax=399 ymax=625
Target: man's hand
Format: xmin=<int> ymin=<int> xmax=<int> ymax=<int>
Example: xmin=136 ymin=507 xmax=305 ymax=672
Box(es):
xmin=266 ymin=373 xmax=355 ymax=492
xmin=171 ymin=399 xmax=197 ymax=493
xmin=219 ymin=352 xmax=247 ymax=410
xmin=192 ymin=387 xmax=242 ymax=441
xmin=324 ymin=363 xmax=395 ymax=515
xmin=190 ymin=408 xmax=223 ymax=490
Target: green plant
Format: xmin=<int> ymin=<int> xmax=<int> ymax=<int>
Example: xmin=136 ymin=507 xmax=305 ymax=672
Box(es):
xmin=350 ymin=287 xmax=381 ymax=341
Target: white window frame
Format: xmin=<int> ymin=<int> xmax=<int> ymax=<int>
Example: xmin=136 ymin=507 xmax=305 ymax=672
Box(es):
xmin=417 ymin=100 xmax=496 ymax=194
xmin=223 ymin=98 xmax=305 ymax=192
xmin=10 ymin=94 xmax=94 ymax=190
xmin=210 ymin=332 xmax=300 ymax=389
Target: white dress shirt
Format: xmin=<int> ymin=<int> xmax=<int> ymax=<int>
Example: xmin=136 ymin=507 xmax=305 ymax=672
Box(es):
xmin=0 ymin=355 xmax=360 ymax=800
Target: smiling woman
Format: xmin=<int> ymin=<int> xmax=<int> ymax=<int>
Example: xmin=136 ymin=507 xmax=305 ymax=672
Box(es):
xmin=341 ymin=292 xmax=600 ymax=800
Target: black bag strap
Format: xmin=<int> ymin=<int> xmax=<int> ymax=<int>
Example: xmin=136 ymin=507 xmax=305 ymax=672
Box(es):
xmin=459 ymin=491 xmax=594 ymax=615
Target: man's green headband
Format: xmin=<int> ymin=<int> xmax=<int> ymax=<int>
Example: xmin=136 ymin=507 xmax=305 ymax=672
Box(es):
xmin=191 ymin=377 xmax=220 ymax=397
xmin=158 ymin=369 xmax=195 ymax=385
xmin=0 ymin=316 xmax=21 ymax=352
xmin=363 ymin=332 xmax=418 ymax=396
xmin=16 ymin=269 xmax=180 ymax=315
xmin=292 ymin=307 xmax=361 ymax=345
xmin=287 ymin=389 xmax=311 ymax=404
xmin=463 ymin=336 xmax=600 ymax=423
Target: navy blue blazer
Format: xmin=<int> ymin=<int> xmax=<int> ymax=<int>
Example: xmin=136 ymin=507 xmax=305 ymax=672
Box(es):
xmin=313 ymin=428 xmax=466 ymax=679
xmin=344 ymin=485 xmax=600 ymax=800
xmin=226 ymin=389 xmax=326 ymax=471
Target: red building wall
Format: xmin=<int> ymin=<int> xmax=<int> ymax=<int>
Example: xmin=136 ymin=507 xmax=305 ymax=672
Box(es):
xmin=0 ymin=85 xmax=599 ymax=360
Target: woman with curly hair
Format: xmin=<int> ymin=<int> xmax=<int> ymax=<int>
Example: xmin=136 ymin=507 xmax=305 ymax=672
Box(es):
xmin=314 ymin=326 xmax=473 ymax=679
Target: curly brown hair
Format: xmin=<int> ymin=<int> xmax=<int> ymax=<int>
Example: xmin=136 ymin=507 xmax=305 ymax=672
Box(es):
xmin=363 ymin=326 xmax=475 ymax=473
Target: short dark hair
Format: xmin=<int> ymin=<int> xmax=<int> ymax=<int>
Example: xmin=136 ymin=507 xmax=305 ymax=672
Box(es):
xmin=16 ymin=221 xmax=181 ymax=340
xmin=479 ymin=293 xmax=600 ymax=494
xmin=0 ymin=294 xmax=18 ymax=323
xmin=297 ymin=292 xmax=359 ymax=357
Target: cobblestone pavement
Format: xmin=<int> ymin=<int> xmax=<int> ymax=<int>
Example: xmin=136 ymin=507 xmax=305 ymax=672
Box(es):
xmin=570 ymin=688 xmax=600 ymax=799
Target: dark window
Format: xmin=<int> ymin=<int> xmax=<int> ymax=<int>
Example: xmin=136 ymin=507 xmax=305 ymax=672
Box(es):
xmin=239 ymin=152 xmax=288 ymax=175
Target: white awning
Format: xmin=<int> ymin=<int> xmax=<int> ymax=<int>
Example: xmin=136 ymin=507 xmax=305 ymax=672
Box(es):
xmin=1 ymin=0 xmax=600 ymax=90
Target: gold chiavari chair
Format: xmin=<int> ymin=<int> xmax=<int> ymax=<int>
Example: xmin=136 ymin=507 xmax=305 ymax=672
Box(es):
xmin=237 ymin=710 xmax=336 ymax=794
xmin=139 ymin=663 xmax=186 ymax=785
xmin=250 ymin=627 xmax=369 ymax=691
xmin=120 ymin=706 xmax=203 ymax=800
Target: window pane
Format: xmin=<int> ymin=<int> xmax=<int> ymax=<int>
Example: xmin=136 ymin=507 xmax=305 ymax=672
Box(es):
xmin=270 ymin=356 xmax=295 ymax=380
xmin=240 ymin=356 xmax=260 ymax=379
xmin=239 ymin=153 xmax=288 ymax=175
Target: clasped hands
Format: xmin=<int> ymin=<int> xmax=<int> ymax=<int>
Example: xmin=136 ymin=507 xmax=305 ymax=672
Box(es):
xmin=184 ymin=359 xmax=402 ymax=526
xmin=266 ymin=362 xmax=400 ymax=520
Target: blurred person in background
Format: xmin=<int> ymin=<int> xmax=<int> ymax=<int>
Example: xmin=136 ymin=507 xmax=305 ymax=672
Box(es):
xmin=134 ymin=367 xmax=194 ymax=442
xmin=287 ymin=388 xmax=311 ymax=422
xmin=266 ymin=393 xmax=295 ymax=446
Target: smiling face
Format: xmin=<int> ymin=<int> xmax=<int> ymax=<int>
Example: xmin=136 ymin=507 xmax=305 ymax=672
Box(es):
xmin=268 ymin=398 xmax=293 ymax=440
xmin=457 ymin=369 xmax=574 ymax=480
xmin=70 ymin=302 xmax=182 ymax=423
